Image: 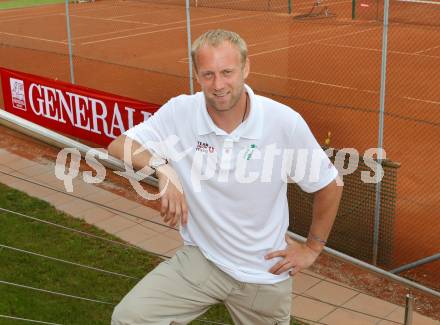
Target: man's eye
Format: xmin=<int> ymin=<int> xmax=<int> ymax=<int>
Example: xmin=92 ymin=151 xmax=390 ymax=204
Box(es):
xmin=223 ymin=70 xmax=232 ymax=75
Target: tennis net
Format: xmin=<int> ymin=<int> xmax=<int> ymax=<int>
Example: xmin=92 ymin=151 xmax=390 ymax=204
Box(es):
xmin=355 ymin=0 xmax=440 ymax=26
xmin=134 ymin=0 xmax=292 ymax=13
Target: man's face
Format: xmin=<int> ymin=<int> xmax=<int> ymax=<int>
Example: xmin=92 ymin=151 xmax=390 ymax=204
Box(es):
xmin=195 ymin=41 xmax=250 ymax=112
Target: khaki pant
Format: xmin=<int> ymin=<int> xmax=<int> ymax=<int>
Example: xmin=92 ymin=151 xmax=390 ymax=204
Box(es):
xmin=112 ymin=245 xmax=292 ymax=325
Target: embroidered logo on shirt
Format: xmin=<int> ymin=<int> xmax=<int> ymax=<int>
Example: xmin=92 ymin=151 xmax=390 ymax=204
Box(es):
xmin=244 ymin=144 xmax=257 ymax=160
xmin=196 ymin=141 xmax=216 ymax=153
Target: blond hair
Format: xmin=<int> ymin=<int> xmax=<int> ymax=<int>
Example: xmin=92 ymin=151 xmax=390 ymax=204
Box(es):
xmin=191 ymin=29 xmax=248 ymax=71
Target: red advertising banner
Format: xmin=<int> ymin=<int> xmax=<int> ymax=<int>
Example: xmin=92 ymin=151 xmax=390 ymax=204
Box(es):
xmin=0 ymin=68 xmax=160 ymax=146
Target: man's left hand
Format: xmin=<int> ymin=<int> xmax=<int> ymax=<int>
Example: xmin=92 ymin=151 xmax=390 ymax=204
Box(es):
xmin=265 ymin=235 xmax=320 ymax=276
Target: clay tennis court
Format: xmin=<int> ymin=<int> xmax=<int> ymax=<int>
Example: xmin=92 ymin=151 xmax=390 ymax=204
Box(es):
xmin=0 ymin=0 xmax=439 ymax=284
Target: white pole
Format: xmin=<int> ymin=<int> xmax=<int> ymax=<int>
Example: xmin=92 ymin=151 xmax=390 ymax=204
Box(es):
xmin=372 ymin=0 xmax=390 ymax=265
xmin=185 ymin=0 xmax=194 ymax=94
xmin=65 ymin=0 xmax=75 ymax=84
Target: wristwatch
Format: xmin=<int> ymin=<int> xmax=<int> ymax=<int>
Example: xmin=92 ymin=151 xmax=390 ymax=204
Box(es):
xmin=149 ymin=157 xmax=168 ymax=171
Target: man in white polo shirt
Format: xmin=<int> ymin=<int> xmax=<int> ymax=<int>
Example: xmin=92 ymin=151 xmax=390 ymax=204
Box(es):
xmin=109 ymin=29 xmax=342 ymax=325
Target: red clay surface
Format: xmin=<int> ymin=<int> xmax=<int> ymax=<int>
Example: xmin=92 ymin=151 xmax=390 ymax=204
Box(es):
xmin=0 ymin=0 xmax=439 ymax=288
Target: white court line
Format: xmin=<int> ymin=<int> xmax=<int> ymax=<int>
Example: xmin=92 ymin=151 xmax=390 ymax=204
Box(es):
xmin=403 ymin=96 xmax=440 ymax=105
xmin=155 ymin=11 xmax=241 ymax=27
xmin=321 ymin=42 xmax=440 ymax=60
xmin=178 ymin=24 xmax=353 ymax=62
xmin=248 ymin=24 xmax=352 ymax=48
xmin=0 ymin=2 xmax=157 ymax=22
xmin=70 ymin=12 xmax=241 ymax=41
xmin=251 ymin=71 xmax=440 ymax=105
xmin=110 ymin=8 xmax=172 ymax=19
xmin=251 ymin=71 xmax=376 ymax=92
xmin=0 ymin=6 xmax=60 ymax=16
xmin=68 ymin=3 xmax=143 ymax=14
xmin=81 ymin=13 xmax=262 ymax=45
xmin=0 ymin=12 xmax=61 ymax=23
xmin=68 ymin=14 xmax=159 ymax=26
xmin=110 ymin=19 xmax=159 ymax=25
xmin=0 ymin=2 xmax=174 ymax=24
xmin=249 ymin=26 xmax=381 ymax=57
xmin=0 ymin=32 xmax=68 ymax=44
xmin=397 ymin=0 xmax=439 ymax=4
xmin=67 ymin=26 xmax=152 ymax=41
xmin=110 ymin=12 xmax=143 ymax=19
xmin=414 ymin=44 xmax=440 ymax=55
xmin=0 ymin=3 xmax=121 ymax=22
xmin=0 ymin=2 xmax=72 ymax=18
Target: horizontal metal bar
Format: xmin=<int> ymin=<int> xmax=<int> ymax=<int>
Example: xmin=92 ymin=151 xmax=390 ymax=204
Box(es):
xmin=0 ymin=243 xmax=138 ymax=279
xmin=0 ymin=314 xmax=62 ymax=325
xmin=288 ymin=232 xmax=440 ymax=298
xmin=0 ymin=109 xmax=158 ymax=188
xmin=0 ymin=279 xmax=114 ymax=305
xmin=391 ymin=253 xmax=440 ymax=274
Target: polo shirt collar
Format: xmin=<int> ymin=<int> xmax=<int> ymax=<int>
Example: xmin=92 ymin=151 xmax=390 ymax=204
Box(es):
xmin=196 ymin=84 xmax=263 ymax=140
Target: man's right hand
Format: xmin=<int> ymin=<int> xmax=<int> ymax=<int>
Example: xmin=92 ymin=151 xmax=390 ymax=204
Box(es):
xmin=156 ymin=164 xmax=189 ymax=228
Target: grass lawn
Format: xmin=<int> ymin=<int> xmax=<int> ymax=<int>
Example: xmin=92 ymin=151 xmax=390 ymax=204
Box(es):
xmin=0 ymin=0 xmax=67 ymax=10
xmin=0 ymin=182 xmax=306 ymax=324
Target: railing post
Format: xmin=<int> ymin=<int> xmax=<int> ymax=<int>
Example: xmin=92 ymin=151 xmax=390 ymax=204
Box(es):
xmin=404 ymin=293 xmax=414 ymax=325
xmin=352 ymin=0 xmax=356 ymax=19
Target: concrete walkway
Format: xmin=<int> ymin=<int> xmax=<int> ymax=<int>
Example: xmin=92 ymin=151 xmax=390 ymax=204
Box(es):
xmin=0 ymin=148 xmax=438 ymax=325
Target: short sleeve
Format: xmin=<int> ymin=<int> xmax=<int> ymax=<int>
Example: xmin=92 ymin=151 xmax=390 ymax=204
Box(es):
xmin=123 ymin=99 xmax=174 ymax=159
xmin=288 ymin=115 xmax=338 ymax=193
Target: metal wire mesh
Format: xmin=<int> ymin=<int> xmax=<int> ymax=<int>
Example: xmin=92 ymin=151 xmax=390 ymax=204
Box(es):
xmin=380 ymin=0 xmax=440 ymax=290
xmin=355 ymin=0 xmax=440 ymax=27
xmin=287 ymin=149 xmax=400 ymax=267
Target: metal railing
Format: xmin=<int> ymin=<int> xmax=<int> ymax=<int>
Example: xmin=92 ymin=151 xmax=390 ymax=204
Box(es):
xmin=1 ymin=109 xmax=439 ymax=302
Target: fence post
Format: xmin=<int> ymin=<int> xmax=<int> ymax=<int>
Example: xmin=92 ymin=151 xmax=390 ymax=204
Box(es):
xmin=185 ymin=0 xmax=194 ymax=95
xmin=404 ymin=294 xmax=414 ymax=325
xmin=372 ymin=0 xmax=390 ymax=265
xmin=351 ymin=0 xmax=356 ymax=19
xmin=65 ymin=0 xmax=75 ymax=84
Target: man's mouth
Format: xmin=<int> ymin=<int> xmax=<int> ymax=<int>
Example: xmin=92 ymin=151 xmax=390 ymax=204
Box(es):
xmin=214 ymin=92 xmax=229 ymax=98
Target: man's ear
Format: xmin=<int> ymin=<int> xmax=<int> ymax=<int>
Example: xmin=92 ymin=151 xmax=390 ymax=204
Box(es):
xmin=192 ymin=55 xmax=201 ymax=84
xmin=243 ymin=58 xmax=250 ymax=79
xmin=194 ymin=69 xmax=200 ymax=84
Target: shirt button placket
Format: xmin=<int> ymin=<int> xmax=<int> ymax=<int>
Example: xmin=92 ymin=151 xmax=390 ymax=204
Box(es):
xmin=219 ymin=139 xmax=234 ymax=182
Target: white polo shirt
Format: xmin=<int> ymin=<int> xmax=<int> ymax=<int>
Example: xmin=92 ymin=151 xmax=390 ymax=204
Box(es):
xmin=124 ymin=85 xmax=338 ymax=284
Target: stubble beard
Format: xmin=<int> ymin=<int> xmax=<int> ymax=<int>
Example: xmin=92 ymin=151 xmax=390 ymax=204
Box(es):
xmin=206 ymin=84 xmax=245 ymax=114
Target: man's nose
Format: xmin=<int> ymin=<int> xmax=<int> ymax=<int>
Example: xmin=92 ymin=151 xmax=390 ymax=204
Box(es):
xmin=213 ymin=74 xmax=225 ymax=91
